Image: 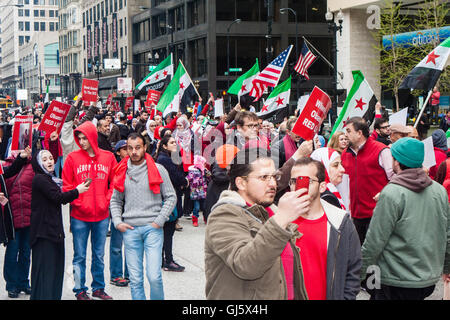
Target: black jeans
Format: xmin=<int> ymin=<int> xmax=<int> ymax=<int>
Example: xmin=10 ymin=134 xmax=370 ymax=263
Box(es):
xmin=352 ymin=217 xmax=372 ymax=246
xmin=372 ymin=284 xmax=435 ymax=300
xmin=162 ymin=220 xmax=176 ymax=265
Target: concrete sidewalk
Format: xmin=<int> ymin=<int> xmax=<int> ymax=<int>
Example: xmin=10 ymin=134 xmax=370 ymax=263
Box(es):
xmin=0 ymin=205 xmax=444 ymax=300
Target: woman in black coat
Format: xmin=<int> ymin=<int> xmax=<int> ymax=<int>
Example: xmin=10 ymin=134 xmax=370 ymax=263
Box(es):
xmin=29 ymin=150 xmax=90 ymax=300
xmin=155 ymin=135 xmax=188 ymax=272
xmin=0 ymin=146 xmax=32 ymax=246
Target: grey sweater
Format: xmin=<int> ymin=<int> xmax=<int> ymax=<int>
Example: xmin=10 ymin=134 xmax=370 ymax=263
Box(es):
xmin=110 ymin=159 xmax=177 ymax=228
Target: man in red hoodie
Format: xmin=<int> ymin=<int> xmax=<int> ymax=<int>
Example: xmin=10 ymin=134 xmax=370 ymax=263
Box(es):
xmin=62 ymin=121 xmax=117 ymax=300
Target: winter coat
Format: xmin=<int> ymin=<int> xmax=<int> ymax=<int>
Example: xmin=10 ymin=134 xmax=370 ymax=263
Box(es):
xmin=97 ymin=131 xmax=114 ymax=153
xmin=0 ymin=155 xmax=28 ymax=245
xmin=3 ymin=155 xmax=34 ymax=229
xmin=62 ymin=121 xmax=117 ymax=222
xmin=321 ymin=200 xmax=362 ymax=300
xmin=29 ymin=154 xmax=79 ymax=247
xmin=361 ymin=168 xmax=450 ymax=288
xmin=204 ymin=162 xmax=230 ymax=218
xmin=108 ymin=123 xmax=121 ymax=146
xmin=205 ymin=190 xmax=308 ymax=300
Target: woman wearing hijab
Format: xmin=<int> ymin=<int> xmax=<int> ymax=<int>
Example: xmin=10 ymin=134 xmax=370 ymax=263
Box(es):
xmin=143 ymin=119 xmax=158 ymax=155
xmin=310 ymin=147 xmax=347 ymax=210
xmin=29 ymin=150 xmax=90 ymax=300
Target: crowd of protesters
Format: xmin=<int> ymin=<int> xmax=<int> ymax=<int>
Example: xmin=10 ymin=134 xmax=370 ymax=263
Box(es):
xmin=0 ymin=90 xmax=448 ymax=301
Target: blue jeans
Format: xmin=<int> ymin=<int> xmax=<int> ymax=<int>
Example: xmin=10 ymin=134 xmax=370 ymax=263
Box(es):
xmin=3 ymin=227 xmax=31 ymax=292
xmin=70 ymin=217 xmax=109 ymax=294
xmin=122 ymin=224 xmax=164 ymax=300
xmin=109 ymin=220 xmax=128 ymax=279
xmin=192 ymin=199 xmax=205 ymax=218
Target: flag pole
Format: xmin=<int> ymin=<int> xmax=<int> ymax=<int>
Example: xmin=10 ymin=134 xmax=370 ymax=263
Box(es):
xmin=179 ymin=59 xmax=201 ymax=99
xmin=302 ymin=36 xmax=345 ymax=88
xmin=414 ymin=90 xmax=433 ymax=129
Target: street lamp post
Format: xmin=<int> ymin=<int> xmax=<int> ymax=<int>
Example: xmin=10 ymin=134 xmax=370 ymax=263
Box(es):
xmin=280 ymin=7 xmax=299 ymax=102
xmin=227 ymin=19 xmax=241 ymax=108
xmin=325 ymin=8 xmax=343 ymax=124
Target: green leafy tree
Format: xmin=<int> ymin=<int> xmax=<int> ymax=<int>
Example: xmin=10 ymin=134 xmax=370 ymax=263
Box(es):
xmin=375 ymin=0 xmax=417 ymax=112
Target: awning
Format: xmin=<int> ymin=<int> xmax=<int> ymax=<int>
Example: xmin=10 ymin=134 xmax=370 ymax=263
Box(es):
xmin=99 ymin=76 xmax=119 ymax=90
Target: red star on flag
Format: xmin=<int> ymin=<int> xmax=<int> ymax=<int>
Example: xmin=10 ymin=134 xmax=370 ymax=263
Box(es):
xmin=343 ymin=117 xmax=350 ymax=127
xmin=155 ymin=74 xmax=160 ymax=80
xmin=355 ymin=98 xmax=366 ymax=110
xmin=180 ymin=82 xmax=185 ymax=90
xmin=426 ymin=50 xmax=440 ymax=65
xmin=163 ymin=70 xmax=168 ymax=77
xmin=261 ymin=105 xmax=269 ymax=112
xmin=146 ymin=79 xmax=150 ymax=83
xmin=276 ymin=97 xmax=284 ymax=106
xmin=240 ymin=84 xmax=247 ymax=93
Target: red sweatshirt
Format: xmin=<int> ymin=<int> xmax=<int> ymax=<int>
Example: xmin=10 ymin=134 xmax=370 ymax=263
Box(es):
xmin=62 ymin=121 xmax=117 ymax=222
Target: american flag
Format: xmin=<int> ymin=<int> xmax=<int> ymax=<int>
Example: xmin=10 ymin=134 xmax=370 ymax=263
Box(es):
xmin=294 ymin=42 xmax=317 ymax=80
xmin=250 ymin=45 xmax=293 ymax=101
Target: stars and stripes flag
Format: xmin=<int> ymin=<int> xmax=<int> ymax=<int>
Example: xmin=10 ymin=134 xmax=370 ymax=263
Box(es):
xmin=249 ymin=45 xmax=293 ymax=101
xmin=295 ymin=42 xmax=317 ymax=80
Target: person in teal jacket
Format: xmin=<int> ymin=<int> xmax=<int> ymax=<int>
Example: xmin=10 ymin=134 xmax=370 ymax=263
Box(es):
xmin=361 ymin=137 xmax=450 ymax=300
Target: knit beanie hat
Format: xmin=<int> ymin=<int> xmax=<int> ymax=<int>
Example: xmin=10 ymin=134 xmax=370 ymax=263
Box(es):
xmin=432 ymin=129 xmax=448 ymax=151
xmin=391 ymin=137 xmax=424 ymax=168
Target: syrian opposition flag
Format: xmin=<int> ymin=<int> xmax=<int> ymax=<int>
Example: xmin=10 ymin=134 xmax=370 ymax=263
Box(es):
xmin=400 ymin=37 xmax=450 ymax=91
xmin=330 ymin=70 xmax=377 ymax=137
xmin=228 ymin=59 xmax=260 ymax=99
xmin=136 ymin=54 xmax=174 ymax=94
xmin=257 ymin=76 xmax=291 ymax=119
xmin=156 ymin=60 xmax=198 ymax=115
xmin=162 ymin=94 xmax=180 ymax=118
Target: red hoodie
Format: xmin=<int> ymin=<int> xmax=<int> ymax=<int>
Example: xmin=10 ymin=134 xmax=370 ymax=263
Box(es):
xmin=62 ymin=121 xmax=117 ymax=222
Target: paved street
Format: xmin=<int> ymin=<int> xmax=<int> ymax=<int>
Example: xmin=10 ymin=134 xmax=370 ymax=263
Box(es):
xmin=0 ymin=205 xmax=444 ymax=300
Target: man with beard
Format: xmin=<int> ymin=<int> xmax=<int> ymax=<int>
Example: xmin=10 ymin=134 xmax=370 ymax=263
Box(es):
xmin=373 ymin=118 xmax=391 ymax=146
xmin=110 ymin=133 xmax=176 ymax=300
xmin=97 ymin=119 xmax=113 ymax=152
xmin=341 ymin=117 xmax=394 ymax=245
xmin=204 ymin=148 xmax=309 ymax=300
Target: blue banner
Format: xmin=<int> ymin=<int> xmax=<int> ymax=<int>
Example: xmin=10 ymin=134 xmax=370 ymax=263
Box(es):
xmin=382 ymin=26 xmax=450 ymax=50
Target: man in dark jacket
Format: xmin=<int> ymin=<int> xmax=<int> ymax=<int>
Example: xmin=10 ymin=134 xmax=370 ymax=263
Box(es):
xmin=289 ymin=157 xmax=361 ymax=300
xmin=97 ymin=119 xmax=113 ymax=153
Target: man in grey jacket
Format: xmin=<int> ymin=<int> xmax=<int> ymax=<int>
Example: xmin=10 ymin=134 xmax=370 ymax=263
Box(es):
xmin=110 ymin=133 xmax=176 ymax=300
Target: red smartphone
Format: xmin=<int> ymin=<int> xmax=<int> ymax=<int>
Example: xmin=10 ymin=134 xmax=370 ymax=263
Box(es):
xmin=295 ymin=176 xmax=310 ymax=196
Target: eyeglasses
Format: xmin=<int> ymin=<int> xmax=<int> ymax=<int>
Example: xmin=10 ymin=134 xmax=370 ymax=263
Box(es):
xmin=243 ymin=123 xmax=259 ymax=129
xmin=242 ymin=173 xmax=281 ymax=182
xmin=289 ymin=176 xmax=320 ymax=186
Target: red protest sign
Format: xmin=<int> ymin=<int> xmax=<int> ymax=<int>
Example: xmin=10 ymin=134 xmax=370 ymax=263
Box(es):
xmin=146 ymin=90 xmax=161 ymax=106
xmin=292 ymin=86 xmax=331 ymax=141
xmin=81 ymin=78 xmax=99 ymax=106
xmin=38 ymin=100 xmax=71 ymax=134
xmin=124 ymin=96 xmax=134 ymax=111
xmin=105 ymin=94 xmax=113 ymax=106
xmin=11 ymin=115 xmax=33 ymax=151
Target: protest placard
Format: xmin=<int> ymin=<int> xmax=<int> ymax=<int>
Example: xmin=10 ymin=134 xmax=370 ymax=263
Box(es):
xmin=292 ymin=86 xmax=331 ymax=141
xmin=11 ymin=115 xmax=33 ymax=151
xmin=38 ymin=100 xmax=71 ymax=134
xmin=81 ymin=79 xmax=99 ymax=106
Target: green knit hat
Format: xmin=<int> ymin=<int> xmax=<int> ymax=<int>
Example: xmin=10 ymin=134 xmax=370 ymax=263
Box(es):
xmin=391 ymin=137 xmax=424 ymax=168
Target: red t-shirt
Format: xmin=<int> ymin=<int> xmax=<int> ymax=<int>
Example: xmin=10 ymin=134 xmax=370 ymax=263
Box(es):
xmin=252 ymin=205 xmax=295 ymax=300
xmin=294 ymin=213 xmax=328 ymax=300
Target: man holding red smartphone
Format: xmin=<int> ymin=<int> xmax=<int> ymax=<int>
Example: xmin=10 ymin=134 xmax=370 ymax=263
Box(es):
xmin=289 ymin=157 xmax=361 ymax=300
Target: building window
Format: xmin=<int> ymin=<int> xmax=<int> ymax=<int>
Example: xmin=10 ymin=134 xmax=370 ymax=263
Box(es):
xmin=41 ymin=22 xmax=46 ymax=31
xmin=25 ymin=9 xmax=30 ymax=16
xmin=34 ymin=10 xmax=39 ymax=17
xmin=49 ymin=10 xmax=54 ymax=17
xmin=19 ymin=21 xmax=24 ymax=31
xmin=18 ymin=9 xmax=24 ymax=17
xmin=119 ymin=19 xmax=122 ymax=37
xmin=25 ymin=21 xmax=30 ymax=31
xmin=34 ymin=22 xmax=39 ymax=31
xmin=49 ymin=22 xmax=55 ymax=31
